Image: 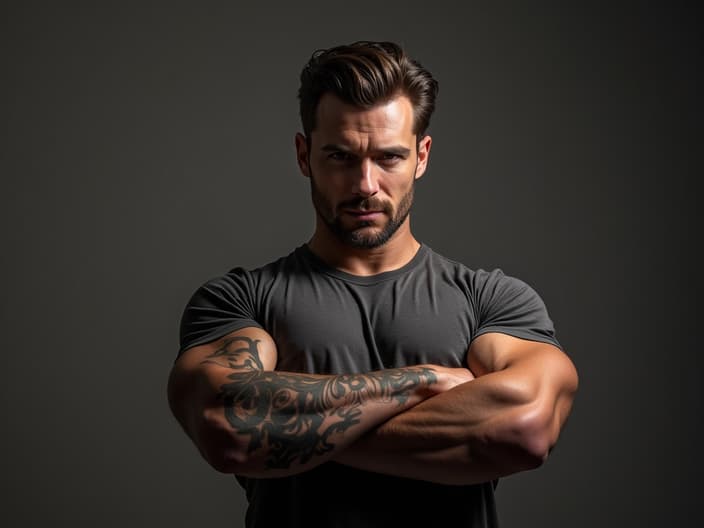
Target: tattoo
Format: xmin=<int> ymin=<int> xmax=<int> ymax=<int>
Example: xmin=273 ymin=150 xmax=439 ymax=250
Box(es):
xmin=202 ymin=336 xmax=436 ymax=469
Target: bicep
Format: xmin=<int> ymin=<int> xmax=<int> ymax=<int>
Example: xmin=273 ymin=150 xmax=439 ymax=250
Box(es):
xmin=467 ymin=332 xmax=578 ymax=407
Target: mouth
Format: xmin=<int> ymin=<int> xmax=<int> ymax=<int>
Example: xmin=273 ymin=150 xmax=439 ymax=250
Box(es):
xmin=342 ymin=209 xmax=384 ymax=221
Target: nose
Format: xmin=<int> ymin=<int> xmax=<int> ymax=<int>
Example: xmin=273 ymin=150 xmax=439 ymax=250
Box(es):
xmin=352 ymin=158 xmax=379 ymax=197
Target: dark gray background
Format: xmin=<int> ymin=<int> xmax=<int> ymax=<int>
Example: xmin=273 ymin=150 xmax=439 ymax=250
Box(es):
xmin=2 ymin=3 xmax=701 ymax=527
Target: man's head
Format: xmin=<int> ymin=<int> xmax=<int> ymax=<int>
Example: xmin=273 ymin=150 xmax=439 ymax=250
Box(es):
xmin=295 ymin=41 xmax=439 ymax=250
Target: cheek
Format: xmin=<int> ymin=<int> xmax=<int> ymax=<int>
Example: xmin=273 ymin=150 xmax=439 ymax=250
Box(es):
xmin=310 ymin=175 xmax=343 ymax=213
xmin=313 ymin=171 xmax=347 ymax=197
xmin=389 ymin=177 xmax=414 ymax=198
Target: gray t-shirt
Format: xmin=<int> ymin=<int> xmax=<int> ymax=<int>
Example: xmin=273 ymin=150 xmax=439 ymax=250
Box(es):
xmin=179 ymin=244 xmax=561 ymax=528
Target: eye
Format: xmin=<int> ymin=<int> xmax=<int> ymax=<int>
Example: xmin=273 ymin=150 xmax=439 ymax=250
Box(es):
xmin=377 ymin=152 xmax=404 ymax=165
xmin=328 ymin=151 xmax=355 ymax=162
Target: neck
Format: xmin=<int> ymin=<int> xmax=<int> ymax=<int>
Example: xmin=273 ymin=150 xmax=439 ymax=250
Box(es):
xmin=307 ymin=218 xmax=420 ymax=276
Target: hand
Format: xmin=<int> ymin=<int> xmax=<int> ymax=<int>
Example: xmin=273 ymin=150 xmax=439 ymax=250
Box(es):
xmin=424 ymin=365 xmax=475 ymax=395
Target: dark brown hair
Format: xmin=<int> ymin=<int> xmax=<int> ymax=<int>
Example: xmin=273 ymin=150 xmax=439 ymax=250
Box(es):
xmin=298 ymin=41 xmax=439 ymax=142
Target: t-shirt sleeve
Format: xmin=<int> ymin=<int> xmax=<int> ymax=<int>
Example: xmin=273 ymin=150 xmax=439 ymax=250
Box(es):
xmin=472 ymin=269 xmax=562 ymax=350
xmin=178 ymin=267 xmax=263 ymax=357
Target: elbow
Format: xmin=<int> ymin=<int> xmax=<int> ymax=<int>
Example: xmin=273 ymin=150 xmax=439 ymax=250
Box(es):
xmin=492 ymin=405 xmax=555 ymax=472
xmin=517 ymin=368 xmax=578 ymax=469
xmin=196 ymin=408 xmax=251 ymax=475
xmin=201 ymin=441 xmax=247 ymax=475
xmin=167 ymin=367 xmax=260 ymax=475
xmin=204 ymin=449 xmax=246 ymax=475
xmin=512 ymin=406 xmax=557 ymax=470
xmin=516 ymin=433 xmax=551 ymax=470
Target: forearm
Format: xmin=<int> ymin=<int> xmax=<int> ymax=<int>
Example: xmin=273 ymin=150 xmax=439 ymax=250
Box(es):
xmin=336 ymin=347 xmax=577 ymax=485
xmin=171 ymin=332 xmax=458 ymax=478
xmin=335 ymin=375 xmax=538 ymax=485
xmin=207 ymin=365 xmax=441 ymax=478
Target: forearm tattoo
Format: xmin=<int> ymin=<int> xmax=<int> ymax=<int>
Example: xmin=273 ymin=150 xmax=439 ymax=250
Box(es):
xmin=202 ymin=336 xmax=437 ymax=470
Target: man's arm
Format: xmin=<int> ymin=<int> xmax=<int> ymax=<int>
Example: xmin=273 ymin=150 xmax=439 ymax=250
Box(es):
xmin=167 ymin=326 xmax=473 ymax=478
xmin=335 ymin=332 xmax=579 ymax=485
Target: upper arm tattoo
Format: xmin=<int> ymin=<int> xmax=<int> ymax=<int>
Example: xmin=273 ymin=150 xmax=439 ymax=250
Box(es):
xmin=202 ymin=335 xmax=436 ymax=470
xmin=202 ymin=335 xmax=265 ymax=371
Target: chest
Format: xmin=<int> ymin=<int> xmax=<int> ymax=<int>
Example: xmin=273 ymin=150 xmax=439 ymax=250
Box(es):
xmin=261 ymin=274 xmax=474 ymax=374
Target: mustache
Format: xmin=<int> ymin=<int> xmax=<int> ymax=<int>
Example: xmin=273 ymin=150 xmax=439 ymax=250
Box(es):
xmin=337 ymin=197 xmax=391 ymax=212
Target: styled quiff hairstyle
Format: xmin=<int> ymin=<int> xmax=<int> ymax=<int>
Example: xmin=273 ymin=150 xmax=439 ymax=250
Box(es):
xmin=298 ymin=41 xmax=439 ymax=142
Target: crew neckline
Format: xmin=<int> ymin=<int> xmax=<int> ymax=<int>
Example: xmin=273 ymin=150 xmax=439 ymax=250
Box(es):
xmin=297 ymin=244 xmax=429 ymax=285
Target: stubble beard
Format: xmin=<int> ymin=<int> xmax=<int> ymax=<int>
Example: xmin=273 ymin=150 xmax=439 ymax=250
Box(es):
xmin=309 ymin=172 xmax=415 ymax=249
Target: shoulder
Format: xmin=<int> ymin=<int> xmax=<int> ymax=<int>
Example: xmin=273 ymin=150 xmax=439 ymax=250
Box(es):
xmin=192 ymin=246 xmax=305 ymax=298
xmin=426 ymin=246 xmax=534 ymax=287
xmin=178 ymin=247 xmax=303 ymax=356
xmin=422 ymin=246 xmax=514 ymax=292
xmin=424 ymin=248 xmax=558 ymax=339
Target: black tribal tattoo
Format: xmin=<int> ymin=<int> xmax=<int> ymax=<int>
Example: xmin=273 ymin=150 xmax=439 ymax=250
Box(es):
xmin=202 ymin=336 xmax=437 ymax=470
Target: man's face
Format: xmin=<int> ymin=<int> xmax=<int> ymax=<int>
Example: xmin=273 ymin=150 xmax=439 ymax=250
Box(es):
xmin=296 ymin=93 xmax=431 ymax=249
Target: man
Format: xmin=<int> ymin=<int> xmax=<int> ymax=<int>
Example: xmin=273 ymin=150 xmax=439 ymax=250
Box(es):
xmin=168 ymin=41 xmax=578 ymax=527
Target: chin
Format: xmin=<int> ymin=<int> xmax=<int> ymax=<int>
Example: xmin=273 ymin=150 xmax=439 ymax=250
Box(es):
xmin=346 ymin=228 xmax=392 ymax=249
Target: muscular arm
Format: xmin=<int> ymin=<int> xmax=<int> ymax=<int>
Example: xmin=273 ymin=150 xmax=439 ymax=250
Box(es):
xmin=335 ymin=332 xmax=579 ymax=485
xmin=167 ymin=327 xmax=470 ymax=478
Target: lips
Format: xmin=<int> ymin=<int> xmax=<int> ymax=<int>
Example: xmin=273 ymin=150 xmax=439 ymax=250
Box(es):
xmin=345 ymin=209 xmax=382 ymax=215
xmin=343 ymin=209 xmax=384 ymax=221
xmin=338 ymin=198 xmax=389 ymax=221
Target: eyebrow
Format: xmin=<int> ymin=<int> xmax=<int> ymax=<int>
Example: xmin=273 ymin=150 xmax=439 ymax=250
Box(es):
xmin=321 ymin=144 xmax=412 ymax=157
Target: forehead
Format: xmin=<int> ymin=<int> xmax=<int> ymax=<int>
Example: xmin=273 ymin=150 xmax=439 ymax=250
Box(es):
xmin=312 ymin=93 xmax=415 ymax=147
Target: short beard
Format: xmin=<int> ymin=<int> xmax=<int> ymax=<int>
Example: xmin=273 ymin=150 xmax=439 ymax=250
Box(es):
xmin=309 ymin=171 xmax=415 ymax=249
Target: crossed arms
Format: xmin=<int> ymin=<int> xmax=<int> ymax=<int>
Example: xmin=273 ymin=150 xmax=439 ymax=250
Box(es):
xmin=167 ymin=327 xmax=578 ymax=485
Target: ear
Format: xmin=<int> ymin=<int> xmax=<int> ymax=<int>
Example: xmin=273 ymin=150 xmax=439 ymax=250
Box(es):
xmin=295 ymin=132 xmax=311 ymax=178
xmin=414 ymin=135 xmax=432 ymax=180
